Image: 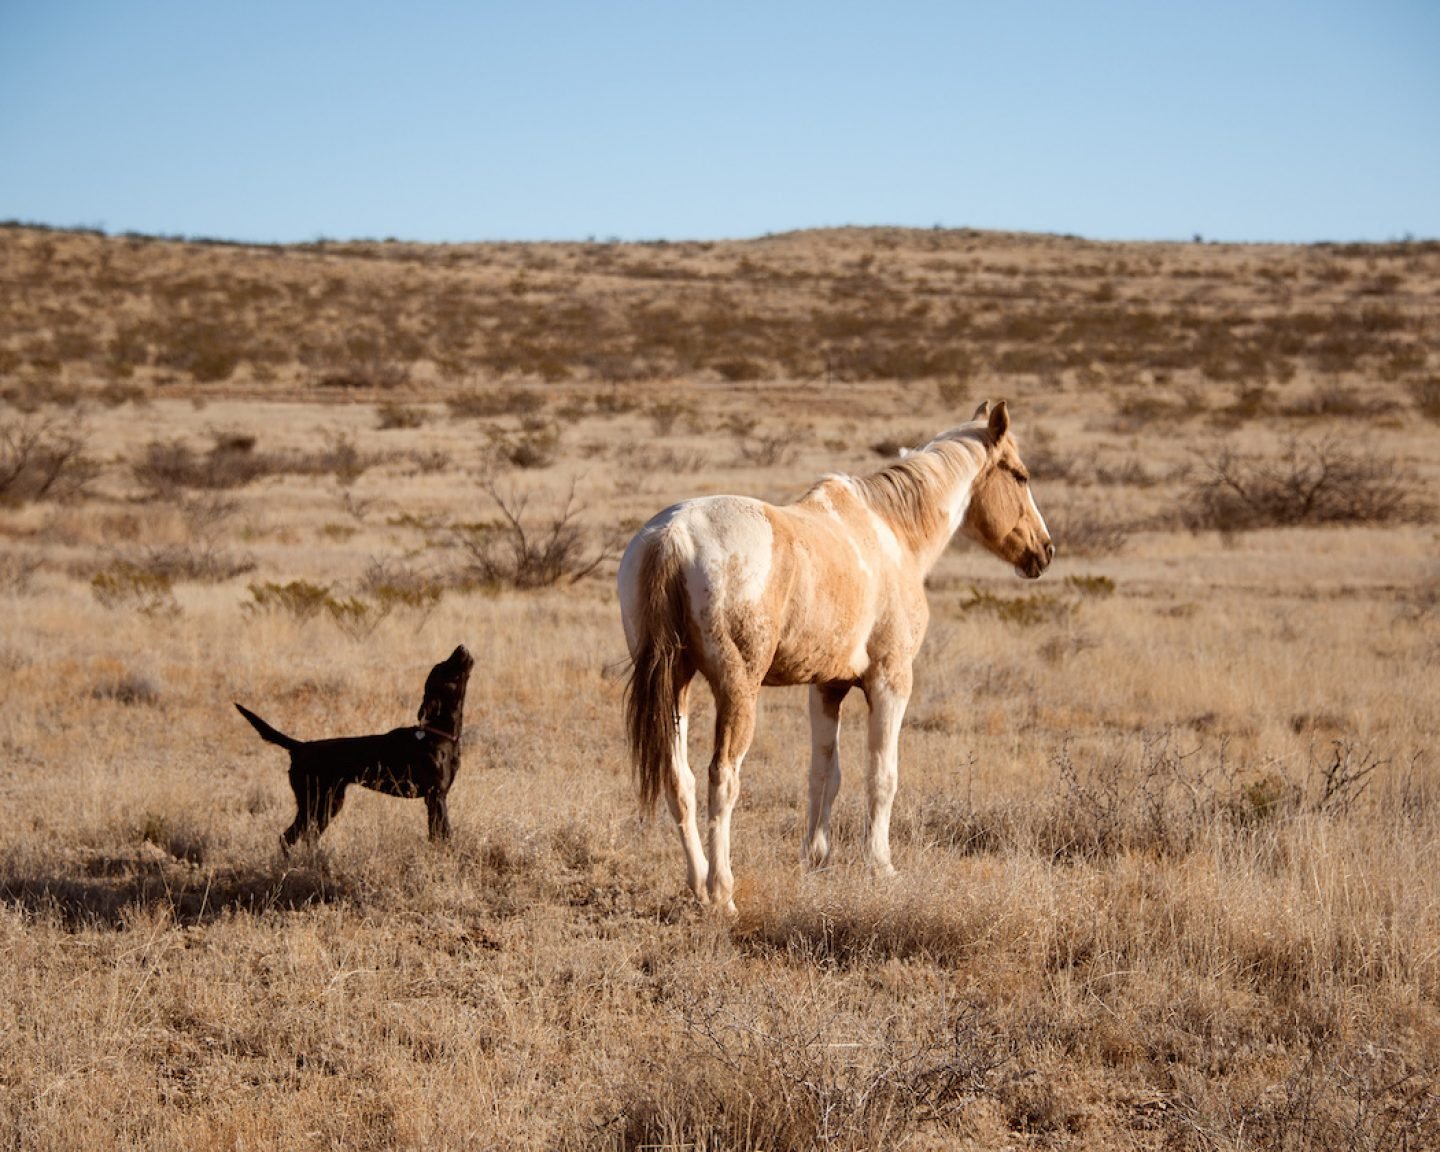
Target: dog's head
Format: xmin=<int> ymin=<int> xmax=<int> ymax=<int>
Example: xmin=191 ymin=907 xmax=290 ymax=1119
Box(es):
xmin=418 ymin=644 xmax=474 ymax=731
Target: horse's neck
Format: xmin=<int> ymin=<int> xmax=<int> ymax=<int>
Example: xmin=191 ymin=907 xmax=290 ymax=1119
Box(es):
xmin=911 ymin=441 xmax=983 ymax=569
xmin=848 ymin=437 xmax=984 ymax=572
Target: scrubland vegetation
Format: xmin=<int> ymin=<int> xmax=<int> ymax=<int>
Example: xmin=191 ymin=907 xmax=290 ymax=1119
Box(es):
xmin=1 ymin=222 xmax=1438 ymax=1149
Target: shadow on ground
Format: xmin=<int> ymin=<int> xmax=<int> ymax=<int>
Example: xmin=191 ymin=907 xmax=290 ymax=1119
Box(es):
xmin=1 ymin=847 xmax=354 ymax=929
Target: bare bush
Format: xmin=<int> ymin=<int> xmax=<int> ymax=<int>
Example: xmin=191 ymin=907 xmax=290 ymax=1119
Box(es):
xmin=375 ymin=402 xmax=427 ymax=430
xmin=133 ymin=436 xmax=271 ymax=494
xmin=1410 ymin=376 xmax=1440 ymax=420
xmin=142 ymin=495 xmax=256 ymax=582
xmin=734 ymin=431 xmax=797 ymax=468
xmin=133 ymin=431 xmax=375 ymax=496
xmin=1185 ymin=434 xmax=1423 ymax=533
xmin=0 ymin=415 xmax=96 ymax=505
xmin=451 ymin=480 xmax=620 ymax=589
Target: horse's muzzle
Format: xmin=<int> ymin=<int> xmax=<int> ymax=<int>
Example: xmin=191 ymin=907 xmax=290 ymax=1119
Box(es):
xmin=1016 ymin=540 xmax=1055 ymax=580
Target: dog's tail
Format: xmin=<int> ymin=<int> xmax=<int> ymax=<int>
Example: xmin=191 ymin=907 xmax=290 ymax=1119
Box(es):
xmin=622 ymin=535 xmax=692 ymax=815
xmin=234 ymin=703 xmax=304 ymax=751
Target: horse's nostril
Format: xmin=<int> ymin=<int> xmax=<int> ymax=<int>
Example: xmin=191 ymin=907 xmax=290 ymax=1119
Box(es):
xmin=1045 ymin=541 xmax=1056 ymax=562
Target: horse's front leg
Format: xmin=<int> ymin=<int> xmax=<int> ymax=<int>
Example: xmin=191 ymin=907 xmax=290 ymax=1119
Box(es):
xmin=804 ymin=682 xmax=849 ymax=868
xmin=862 ymin=669 xmax=911 ymax=876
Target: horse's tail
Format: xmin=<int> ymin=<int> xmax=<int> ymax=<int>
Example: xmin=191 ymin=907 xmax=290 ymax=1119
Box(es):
xmin=623 ymin=537 xmax=691 ymax=814
xmin=234 ymin=703 xmax=304 ymax=752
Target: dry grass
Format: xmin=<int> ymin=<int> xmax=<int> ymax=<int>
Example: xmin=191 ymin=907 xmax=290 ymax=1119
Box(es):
xmin=0 ymin=225 xmax=1438 ymax=1149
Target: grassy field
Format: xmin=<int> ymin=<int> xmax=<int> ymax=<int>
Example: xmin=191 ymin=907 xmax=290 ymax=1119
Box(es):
xmin=1 ymin=223 xmax=1438 ymax=1149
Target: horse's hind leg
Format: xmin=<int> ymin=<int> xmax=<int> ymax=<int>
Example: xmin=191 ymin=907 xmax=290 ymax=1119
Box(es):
xmin=705 ymin=680 xmax=758 ymax=914
xmin=663 ymin=678 xmax=710 ymax=903
xmin=805 ymin=682 xmax=849 ymax=868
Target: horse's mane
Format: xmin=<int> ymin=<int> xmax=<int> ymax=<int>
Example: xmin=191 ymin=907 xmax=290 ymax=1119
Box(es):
xmin=847 ymin=425 xmax=986 ymax=551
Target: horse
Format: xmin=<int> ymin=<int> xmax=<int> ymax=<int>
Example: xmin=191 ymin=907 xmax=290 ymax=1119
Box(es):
xmin=619 ymin=400 xmax=1054 ymax=912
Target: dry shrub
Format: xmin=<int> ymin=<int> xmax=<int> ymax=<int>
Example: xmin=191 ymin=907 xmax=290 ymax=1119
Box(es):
xmin=0 ymin=414 xmax=96 ymax=505
xmin=133 ymin=432 xmax=374 ymax=495
xmin=142 ymin=495 xmax=256 ymax=582
xmin=955 ymin=585 xmax=1070 ymax=627
xmin=243 ymin=576 xmax=435 ymax=639
xmin=153 ymin=316 xmax=246 ymax=382
xmin=91 ymin=669 xmax=162 ymax=708
xmin=502 ymin=427 xmax=558 ymax=468
xmin=647 ymin=399 xmax=695 ymax=436
xmin=1035 ymin=732 xmax=1396 ymax=863
xmin=734 ymin=431 xmax=796 ymax=467
xmin=91 ymin=560 xmax=181 ymax=617
xmin=1041 ymin=502 xmax=1131 ymax=557
xmin=447 ymin=387 xmax=546 ymax=419
xmin=599 ymin=990 xmax=1031 ymax=1151
xmin=1174 ymin=1038 xmax=1440 ymax=1151
xmin=1185 ymin=434 xmax=1424 ymax=533
xmin=134 ymin=437 xmax=260 ymax=493
xmin=1410 ymin=376 xmax=1440 ymax=420
xmin=375 ymin=402 xmax=427 ymax=430
xmin=451 ymin=480 xmax=620 ymax=589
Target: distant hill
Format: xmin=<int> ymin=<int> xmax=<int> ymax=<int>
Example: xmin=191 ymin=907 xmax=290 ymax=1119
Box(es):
xmin=1 ymin=222 xmax=1435 ymax=402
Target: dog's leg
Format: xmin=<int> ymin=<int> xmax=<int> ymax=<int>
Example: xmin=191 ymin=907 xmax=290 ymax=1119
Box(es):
xmin=425 ymin=792 xmax=451 ymax=840
xmin=285 ymin=774 xmax=346 ymax=847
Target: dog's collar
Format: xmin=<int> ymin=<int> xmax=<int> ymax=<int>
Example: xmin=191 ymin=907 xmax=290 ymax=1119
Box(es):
xmin=414 ymin=725 xmax=460 ymax=743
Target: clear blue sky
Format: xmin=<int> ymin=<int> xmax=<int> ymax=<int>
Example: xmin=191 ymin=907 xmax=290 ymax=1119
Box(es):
xmin=2 ymin=1 xmax=1437 ymax=244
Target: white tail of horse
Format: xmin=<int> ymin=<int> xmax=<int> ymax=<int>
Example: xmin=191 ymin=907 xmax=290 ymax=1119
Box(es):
xmin=620 ymin=400 xmax=1053 ymax=912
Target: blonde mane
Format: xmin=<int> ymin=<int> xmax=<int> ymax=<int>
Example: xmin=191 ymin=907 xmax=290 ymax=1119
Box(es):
xmin=845 ymin=427 xmax=986 ymax=554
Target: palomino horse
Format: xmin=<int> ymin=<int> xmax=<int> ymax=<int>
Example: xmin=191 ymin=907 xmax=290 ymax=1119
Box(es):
xmin=620 ymin=400 xmax=1053 ymax=911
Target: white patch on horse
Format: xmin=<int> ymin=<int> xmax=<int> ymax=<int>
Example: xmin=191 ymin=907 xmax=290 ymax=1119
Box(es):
xmin=847 ymin=626 xmax=872 ymax=677
xmin=865 ymin=509 xmax=903 ymax=565
xmin=846 ymin=533 xmax=874 ymax=577
xmin=946 ymin=488 xmax=973 ymax=536
xmin=1027 ymin=485 xmax=1049 ymax=538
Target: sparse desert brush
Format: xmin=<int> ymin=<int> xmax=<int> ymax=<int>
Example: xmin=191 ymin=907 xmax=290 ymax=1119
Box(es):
xmin=8 ymin=223 xmax=1439 ymax=393
xmin=1184 ymin=432 xmax=1424 ymax=532
xmin=1411 ymin=375 xmax=1440 ymax=420
xmin=91 ymin=558 xmax=181 ymax=617
xmin=375 ymin=401 xmax=428 ymax=430
xmin=449 ymin=480 xmax=621 ymax=590
xmin=243 ymin=577 xmax=437 ymax=640
xmin=447 ymin=386 xmax=548 ymax=419
xmin=131 ymin=430 xmax=379 ymax=494
xmin=0 ymin=412 xmax=96 ymax=505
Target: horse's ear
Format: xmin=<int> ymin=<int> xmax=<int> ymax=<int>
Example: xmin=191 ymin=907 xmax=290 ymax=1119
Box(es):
xmin=987 ymin=400 xmax=1011 ymax=443
xmin=972 ymin=400 xmax=991 ymax=421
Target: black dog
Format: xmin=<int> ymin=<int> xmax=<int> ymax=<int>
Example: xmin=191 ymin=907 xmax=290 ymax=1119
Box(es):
xmin=236 ymin=645 xmax=474 ymax=848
